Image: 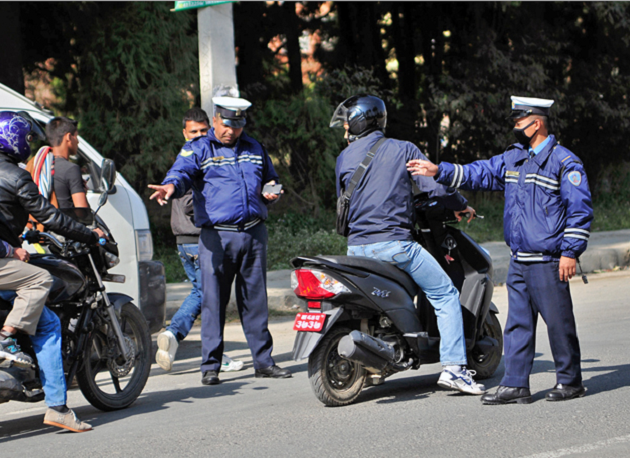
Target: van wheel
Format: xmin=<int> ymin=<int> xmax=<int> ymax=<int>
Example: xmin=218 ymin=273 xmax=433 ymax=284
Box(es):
xmin=468 ymin=311 xmax=503 ymax=379
xmin=308 ymin=326 xmax=366 ymax=407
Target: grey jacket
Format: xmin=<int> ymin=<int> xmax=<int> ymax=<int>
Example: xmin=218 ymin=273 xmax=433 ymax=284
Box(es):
xmin=170 ymin=189 xmax=200 ymax=244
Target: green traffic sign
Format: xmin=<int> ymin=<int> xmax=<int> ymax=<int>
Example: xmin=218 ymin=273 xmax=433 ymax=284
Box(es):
xmin=171 ymin=1 xmax=233 ymax=12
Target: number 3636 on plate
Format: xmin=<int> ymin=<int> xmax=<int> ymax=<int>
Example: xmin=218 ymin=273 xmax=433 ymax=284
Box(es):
xmin=293 ymin=313 xmax=326 ymax=332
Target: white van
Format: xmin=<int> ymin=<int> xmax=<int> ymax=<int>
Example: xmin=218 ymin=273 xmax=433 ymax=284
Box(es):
xmin=0 ymin=83 xmax=166 ymax=333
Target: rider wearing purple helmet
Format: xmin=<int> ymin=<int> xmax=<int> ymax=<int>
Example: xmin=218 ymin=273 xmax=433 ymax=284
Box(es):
xmin=0 ymin=111 xmax=107 ymax=432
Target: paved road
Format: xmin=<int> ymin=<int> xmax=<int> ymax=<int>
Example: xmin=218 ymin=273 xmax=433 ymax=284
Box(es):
xmin=1 ymin=272 xmax=629 ymax=457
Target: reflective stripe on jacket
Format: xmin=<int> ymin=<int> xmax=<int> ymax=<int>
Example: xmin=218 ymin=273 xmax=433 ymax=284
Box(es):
xmin=435 ymin=135 xmax=593 ymax=261
xmin=162 ymin=129 xmax=279 ymax=228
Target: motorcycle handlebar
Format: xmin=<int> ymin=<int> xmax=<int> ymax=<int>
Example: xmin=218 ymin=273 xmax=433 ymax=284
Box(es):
xmin=460 ymin=212 xmax=484 ymax=220
xmin=22 ymin=230 xmax=66 ymax=250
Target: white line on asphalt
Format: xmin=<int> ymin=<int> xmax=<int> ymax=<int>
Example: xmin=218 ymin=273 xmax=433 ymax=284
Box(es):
xmin=520 ymin=434 xmax=630 ymax=458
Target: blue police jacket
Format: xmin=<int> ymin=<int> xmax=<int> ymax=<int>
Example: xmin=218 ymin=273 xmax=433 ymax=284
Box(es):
xmin=336 ymin=131 xmax=468 ymax=246
xmin=435 ymin=135 xmax=593 ymax=261
xmin=162 ymin=129 xmax=279 ymax=228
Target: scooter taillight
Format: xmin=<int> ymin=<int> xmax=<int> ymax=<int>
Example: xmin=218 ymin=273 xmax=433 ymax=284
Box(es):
xmin=291 ymin=269 xmax=350 ymax=300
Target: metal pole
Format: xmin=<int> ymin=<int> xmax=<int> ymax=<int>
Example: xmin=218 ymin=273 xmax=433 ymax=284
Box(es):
xmin=197 ymin=3 xmax=239 ymax=115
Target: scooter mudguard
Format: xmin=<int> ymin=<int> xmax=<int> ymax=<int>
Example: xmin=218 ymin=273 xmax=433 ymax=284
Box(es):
xmin=292 ymin=308 xmax=345 ymax=361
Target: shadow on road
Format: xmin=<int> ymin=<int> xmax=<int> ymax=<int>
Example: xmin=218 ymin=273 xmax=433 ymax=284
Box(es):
xmin=0 ymin=379 xmax=252 ymax=442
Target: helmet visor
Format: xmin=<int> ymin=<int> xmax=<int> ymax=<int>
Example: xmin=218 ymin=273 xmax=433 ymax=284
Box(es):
xmin=16 ymin=111 xmax=46 ymax=142
xmin=329 ymin=102 xmax=348 ymax=128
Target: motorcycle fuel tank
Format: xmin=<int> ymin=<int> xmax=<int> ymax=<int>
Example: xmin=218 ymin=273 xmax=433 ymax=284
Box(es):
xmin=29 ymin=255 xmax=87 ymax=304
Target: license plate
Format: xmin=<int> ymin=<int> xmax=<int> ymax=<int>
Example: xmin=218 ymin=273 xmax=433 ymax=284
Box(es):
xmin=293 ymin=313 xmax=326 ymax=332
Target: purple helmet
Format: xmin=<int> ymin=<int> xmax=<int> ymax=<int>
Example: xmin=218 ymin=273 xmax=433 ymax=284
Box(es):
xmin=0 ymin=111 xmax=46 ymax=162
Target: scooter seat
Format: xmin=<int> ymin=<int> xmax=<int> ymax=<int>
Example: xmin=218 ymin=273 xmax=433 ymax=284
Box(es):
xmin=320 ymin=256 xmax=419 ymax=298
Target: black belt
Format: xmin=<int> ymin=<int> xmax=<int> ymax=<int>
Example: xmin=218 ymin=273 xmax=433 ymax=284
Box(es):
xmin=212 ymin=218 xmax=262 ymax=232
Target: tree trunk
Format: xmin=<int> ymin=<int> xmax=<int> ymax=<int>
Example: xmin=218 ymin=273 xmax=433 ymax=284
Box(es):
xmin=0 ymin=3 xmax=24 ymax=94
xmin=283 ymin=2 xmax=304 ymax=94
xmin=234 ymin=1 xmax=265 ymax=95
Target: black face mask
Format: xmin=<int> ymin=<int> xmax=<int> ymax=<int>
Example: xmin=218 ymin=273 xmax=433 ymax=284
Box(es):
xmin=513 ymin=120 xmax=538 ymax=145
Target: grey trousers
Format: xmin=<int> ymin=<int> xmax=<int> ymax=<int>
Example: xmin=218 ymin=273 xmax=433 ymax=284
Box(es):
xmin=0 ymin=257 xmax=53 ymax=335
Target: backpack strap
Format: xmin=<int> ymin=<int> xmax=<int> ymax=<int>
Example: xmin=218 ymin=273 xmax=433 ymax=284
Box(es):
xmin=342 ymin=137 xmax=387 ymax=199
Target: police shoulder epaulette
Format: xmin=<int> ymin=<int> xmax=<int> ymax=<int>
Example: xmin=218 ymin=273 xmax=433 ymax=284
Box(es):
xmin=179 ymin=147 xmax=194 ymax=158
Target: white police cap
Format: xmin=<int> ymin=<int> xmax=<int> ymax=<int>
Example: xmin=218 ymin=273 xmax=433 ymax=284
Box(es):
xmin=508 ymin=96 xmax=554 ymax=119
xmin=212 ymin=96 xmax=252 ymax=128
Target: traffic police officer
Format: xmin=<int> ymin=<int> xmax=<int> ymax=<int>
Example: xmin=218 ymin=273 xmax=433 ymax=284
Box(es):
xmin=407 ymin=96 xmax=593 ymax=404
xmin=149 ymin=96 xmax=291 ymax=385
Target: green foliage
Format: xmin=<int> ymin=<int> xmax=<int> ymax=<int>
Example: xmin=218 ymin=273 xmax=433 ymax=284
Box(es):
xmin=267 ymin=216 xmax=348 ymax=270
xmin=35 ymin=3 xmax=199 ymax=192
xmin=154 ymin=243 xmax=187 ymax=284
xmin=246 ymin=87 xmax=344 ymax=214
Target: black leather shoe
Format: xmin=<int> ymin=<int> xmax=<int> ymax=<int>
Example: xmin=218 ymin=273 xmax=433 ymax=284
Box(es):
xmin=481 ymin=385 xmax=532 ymax=405
xmin=545 ymin=383 xmax=586 ymax=401
xmin=202 ymin=370 xmax=220 ymax=385
xmin=254 ymin=365 xmax=292 ymax=379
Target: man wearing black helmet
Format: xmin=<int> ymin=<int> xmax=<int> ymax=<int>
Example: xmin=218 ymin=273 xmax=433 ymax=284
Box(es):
xmin=332 ymin=95 xmax=485 ymax=395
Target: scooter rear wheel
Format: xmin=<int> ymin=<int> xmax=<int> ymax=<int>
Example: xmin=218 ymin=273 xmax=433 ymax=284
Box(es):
xmin=308 ymin=326 xmax=366 ymax=407
xmin=468 ymin=310 xmax=503 ymax=379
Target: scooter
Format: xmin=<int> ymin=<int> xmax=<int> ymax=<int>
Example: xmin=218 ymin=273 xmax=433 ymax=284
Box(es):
xmin=291 ymin=196 xmax=503 ymax=406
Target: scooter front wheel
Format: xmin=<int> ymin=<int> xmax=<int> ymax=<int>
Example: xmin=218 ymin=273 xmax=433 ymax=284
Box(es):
xmin=308 ymin=326 xmax=366 ymax=407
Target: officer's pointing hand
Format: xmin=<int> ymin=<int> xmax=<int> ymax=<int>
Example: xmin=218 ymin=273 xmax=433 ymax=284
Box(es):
xmin=148 ymin=183 xmax=175 ymax=206
xmin=559 ymin=256 xmax=576 ymax=282
xmin=407 ymin=159 xmax=438 ymax=177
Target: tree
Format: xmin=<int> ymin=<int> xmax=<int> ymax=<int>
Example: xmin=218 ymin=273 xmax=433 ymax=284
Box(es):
xmin=0 ymin=3 xmax=24 ymax=93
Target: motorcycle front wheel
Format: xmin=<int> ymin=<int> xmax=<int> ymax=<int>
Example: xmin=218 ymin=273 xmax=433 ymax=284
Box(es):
xmin=77 ymin=302 xmax=151 ymax=411
xmin=307 ymin=326 xmax=366 ymax=407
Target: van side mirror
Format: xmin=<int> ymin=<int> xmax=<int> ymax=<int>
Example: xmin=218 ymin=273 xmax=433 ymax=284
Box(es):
xmin=100 ymin=159 xmax=117 ymax=193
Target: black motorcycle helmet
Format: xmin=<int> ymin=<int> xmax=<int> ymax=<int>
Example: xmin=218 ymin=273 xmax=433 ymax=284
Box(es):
xmin=330 ymin=94 xmax=387 ymax=142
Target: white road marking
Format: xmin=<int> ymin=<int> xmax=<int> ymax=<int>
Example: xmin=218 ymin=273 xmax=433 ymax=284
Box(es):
xmin=521 ymin=434 xmax=630 ymax=458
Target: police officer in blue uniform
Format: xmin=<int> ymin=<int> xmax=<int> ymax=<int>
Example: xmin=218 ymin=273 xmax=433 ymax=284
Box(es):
xmin=407 ymin=96 xmax=593 ymax=404
xmin=149 ymin=96 xmax=291 ymax=385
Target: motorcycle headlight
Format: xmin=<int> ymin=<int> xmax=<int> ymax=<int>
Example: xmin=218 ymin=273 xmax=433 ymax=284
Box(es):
xmin=104 ymin=251 xmax=120 ymax=268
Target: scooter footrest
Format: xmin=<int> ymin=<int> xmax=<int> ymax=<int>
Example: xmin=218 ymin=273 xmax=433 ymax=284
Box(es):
xmin=404 ymin=332 xmax=439 ymax=352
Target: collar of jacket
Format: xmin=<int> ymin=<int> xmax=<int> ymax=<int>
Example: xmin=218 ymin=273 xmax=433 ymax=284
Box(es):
xmin=0 ymin=153 xmax=20 ymax=165
xmin=530 ymin=134 xmax=557 ymax=167
xmin=510 ymin=134 xmax=558 ymax=166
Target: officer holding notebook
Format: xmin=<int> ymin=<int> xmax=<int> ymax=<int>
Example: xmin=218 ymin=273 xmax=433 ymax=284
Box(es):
xmin=149 ymin=95 xmax=291 ymax=386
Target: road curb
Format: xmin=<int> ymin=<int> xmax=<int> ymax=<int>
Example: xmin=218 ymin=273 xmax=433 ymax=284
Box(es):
xmin=165 ymin=229 xmax=630 ymax=318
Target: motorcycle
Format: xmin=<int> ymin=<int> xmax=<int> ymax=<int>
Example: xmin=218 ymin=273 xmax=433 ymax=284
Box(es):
xmin=0 ymin=159 xmax=151 ymax=411
xmin=291 ymin=195 xmax=503 ymax=406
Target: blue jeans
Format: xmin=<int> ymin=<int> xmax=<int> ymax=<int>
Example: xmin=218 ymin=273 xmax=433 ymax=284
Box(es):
xmin=32 ymin=307 xmax=67 ymax=407
xmin=347 ymin=240 xmax=467 ymax=366
xmin=0 ymin=290 xmax=66 ymax=407
xmin=167 ymin=243 xmax=202 ymax=342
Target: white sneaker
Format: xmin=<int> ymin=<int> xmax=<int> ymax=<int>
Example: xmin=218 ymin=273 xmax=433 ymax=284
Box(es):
xmin=221 ymin=354 xmax=244 ymax=372
xmin=438 ymin=366 xmax=486 ymax=395
xmin=156 ymin=330 xmax=178 ymax=372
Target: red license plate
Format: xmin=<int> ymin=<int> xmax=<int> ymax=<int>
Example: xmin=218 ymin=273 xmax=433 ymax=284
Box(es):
xmin=293 ymin=313 xmax=326 ymax=332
